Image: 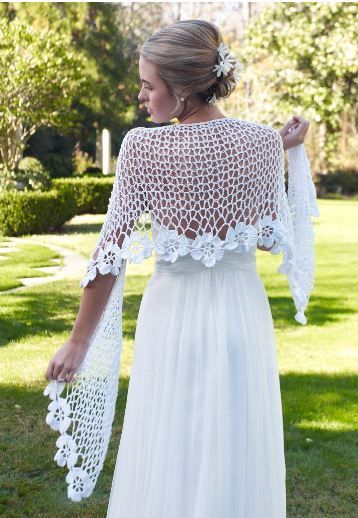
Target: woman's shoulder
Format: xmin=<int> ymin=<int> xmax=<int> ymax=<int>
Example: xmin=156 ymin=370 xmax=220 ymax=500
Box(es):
xmin=125 ymin=119 xmax=279 ymax=147
xmin=232 ymin=118 xmax=279 ymax=139
xmin=137 ymin=118 xmax=277 ymax=133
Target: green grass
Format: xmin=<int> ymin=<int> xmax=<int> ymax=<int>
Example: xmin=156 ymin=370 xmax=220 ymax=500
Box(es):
xmin=0 ymin=241 xmax=62 ymax=291
xmin=0 ymin=199 xmax=357 ymax=517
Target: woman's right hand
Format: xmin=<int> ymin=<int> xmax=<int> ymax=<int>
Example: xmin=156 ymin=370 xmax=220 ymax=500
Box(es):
xmin=45 ymin=338 xmax=90 ymax=384
xmin=279 ymin=115 xmax=310 ymax=151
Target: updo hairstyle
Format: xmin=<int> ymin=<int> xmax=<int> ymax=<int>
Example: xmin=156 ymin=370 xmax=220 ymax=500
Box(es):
xmin=140 ymin=19 xmax=240 ymax=104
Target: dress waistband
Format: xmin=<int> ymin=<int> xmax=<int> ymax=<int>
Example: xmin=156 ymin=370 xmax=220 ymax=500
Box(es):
xmin=154 ymin=249 xmax=257 ymax=275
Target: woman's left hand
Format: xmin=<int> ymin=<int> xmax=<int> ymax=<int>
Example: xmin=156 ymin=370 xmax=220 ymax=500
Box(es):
xmin=279 ymin=115 xmax=310 ymax=151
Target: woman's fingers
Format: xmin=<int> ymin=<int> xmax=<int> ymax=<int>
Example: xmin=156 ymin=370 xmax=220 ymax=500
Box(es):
xmin=288 ymin=122 xmax=300 ymax=134
xmin=281 ymin=120 xmax=296 ymax=136
xmin=52 ymin=363 xmax=64 ymax=381
xmin=287 ymin=116 xmax=310 ymax=143
xmin=45 ymin=362 xmax=54 ymax=381
xmin=66 ymin=371 xmax=76 ymax=383
xmin=45 ymin=339 xmax=89 ymax=383
xmin=57 ymin=366 xmax=72 ymax=383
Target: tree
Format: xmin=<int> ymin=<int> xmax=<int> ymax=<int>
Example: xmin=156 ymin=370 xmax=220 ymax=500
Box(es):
xmin=4 ymin=2 xmax=163 ymax=155
xmin=0 ymin=17 xmax=86 ymax=175
xmin=235 ymin=2 xmax=358 ymax=171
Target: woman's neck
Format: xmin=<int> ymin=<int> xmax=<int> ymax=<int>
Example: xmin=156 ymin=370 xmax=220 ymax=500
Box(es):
xmin=177 ymin=102 xmax=226 ymax=125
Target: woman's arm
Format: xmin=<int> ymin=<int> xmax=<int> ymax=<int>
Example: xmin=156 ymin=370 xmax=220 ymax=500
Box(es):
xmin=45 ymin=273 xmax=117 ymax=383
xmin=258 ymin=116 xmax=310 ymax=253
xmin=70 ymin=273 xmax=116 ymax=344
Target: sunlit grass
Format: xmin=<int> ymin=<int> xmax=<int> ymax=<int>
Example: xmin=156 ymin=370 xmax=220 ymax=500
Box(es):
xmin=0 ymin=241 xmax=62 ymax=291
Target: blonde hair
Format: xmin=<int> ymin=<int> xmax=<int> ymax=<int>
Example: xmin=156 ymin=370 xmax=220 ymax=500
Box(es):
xmin=140 ymin=19 xmax=239 ymax=104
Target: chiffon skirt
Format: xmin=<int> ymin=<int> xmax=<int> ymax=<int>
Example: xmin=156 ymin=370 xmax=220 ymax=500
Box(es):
xmin=106 ymin=249 xmax=286 ymax=518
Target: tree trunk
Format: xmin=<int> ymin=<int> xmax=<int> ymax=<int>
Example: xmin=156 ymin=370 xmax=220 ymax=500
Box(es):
xmin=340 ymin=111 xmax=348 ymax=155
xmin=318 ymin=122 xmax=327 ymax=173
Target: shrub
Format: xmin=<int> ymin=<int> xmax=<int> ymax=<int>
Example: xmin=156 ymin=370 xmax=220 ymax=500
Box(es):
xmin=0 ymin=189 xmax=76 ymax=236
xmin=0 ymin=176 xmax=114 ymax=236
xmin=83 ymin=166 xmax=103 ymax=177
xmin=73 ymin=149 xmax=96 ymax=175
xmin=316 ymin=170 xmax=358 ymax=196
xmin=41 ymin=153 xmax=75 ymax=178
xmin=52 ymin=177 xmax=113 ymax=214
xmin=0 ymin=157 xmax=52 ymax=192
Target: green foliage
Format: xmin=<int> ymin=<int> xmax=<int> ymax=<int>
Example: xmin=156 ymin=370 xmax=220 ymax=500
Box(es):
xmin=83 ymin=167 xmax=104 ymax=177
xmin=0 ymin=177 xmax=113 ymax=235
xmin=316 ymin=170 xmax=358 ymax=196
xmin=73 ymin=148 xmax=96 ymax=175
xmin=0 ymin=17 xmax=87 ymax=173
xmin=0 ymin=157 xmax=52 ymax=192
xmin=242 ymin=2 xmax=358 ymax=169
xmin=2 ymin=2 xmax=163 ymax=152
xmin=53 ymin=177 xmax=113 ymax=214
xmin=41 ymin=153 xmax=75 ymax=179
xmin=0 ymin=190 xmax=77 ymax=236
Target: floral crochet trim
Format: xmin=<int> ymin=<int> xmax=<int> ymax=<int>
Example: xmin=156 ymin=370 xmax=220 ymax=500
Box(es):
xmin=44 ymin=378 xmax=99 ymax=502
xmin=80 ymin=217 xmax=274 ymax=286
xmin=80 ymin=216 xmax=307 ymax=324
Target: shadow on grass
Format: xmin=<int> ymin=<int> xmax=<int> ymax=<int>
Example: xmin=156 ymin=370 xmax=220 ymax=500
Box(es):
xmin=280 ymin=372 xmax=358 ymax=517
xmin=268 ymin=293 xmax=355 ymax=328
xmin=0 ymin=276 xmax=355 ymax=349
xmin=0 ymin=372 xmax=356 ymax=516
xmin=0 ymin=275 xmax=149 ymax=348
xmin=59 ymin=220 xmax=104 ymax=235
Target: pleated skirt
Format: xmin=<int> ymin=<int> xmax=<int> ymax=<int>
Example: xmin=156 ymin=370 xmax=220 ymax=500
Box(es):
xmin=106 ymin=249 xmax=286 ymax=518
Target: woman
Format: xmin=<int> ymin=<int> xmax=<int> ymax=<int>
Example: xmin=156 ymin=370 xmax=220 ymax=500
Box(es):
xmin=44 ymin=20 xmax=314 ymax=517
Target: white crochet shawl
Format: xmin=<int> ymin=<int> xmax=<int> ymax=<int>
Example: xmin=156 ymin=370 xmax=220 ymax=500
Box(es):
xmin=44 ymin=117 xmax=319 ymax=502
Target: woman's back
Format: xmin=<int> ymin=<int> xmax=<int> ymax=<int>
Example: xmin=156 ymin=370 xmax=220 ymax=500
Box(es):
xmin=133 ymin=117 xmax=281 ymax=241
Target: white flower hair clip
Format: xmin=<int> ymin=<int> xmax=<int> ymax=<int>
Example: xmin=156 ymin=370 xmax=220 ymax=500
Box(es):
xmin=213 ymin=42 xmax=236 ymax=77
xmin=208 ymin=43 xmax=243 ymax=105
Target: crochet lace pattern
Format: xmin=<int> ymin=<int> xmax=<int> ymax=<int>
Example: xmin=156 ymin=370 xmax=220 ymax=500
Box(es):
xmin=44 ymin=117 xmax=319 ymax=502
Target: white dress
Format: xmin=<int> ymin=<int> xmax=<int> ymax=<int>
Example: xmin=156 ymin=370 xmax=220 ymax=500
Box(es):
xmin=106 ymin=240 xmax=286 ymax=517
xmin=43 ymin=118 xmax=318 ymax=514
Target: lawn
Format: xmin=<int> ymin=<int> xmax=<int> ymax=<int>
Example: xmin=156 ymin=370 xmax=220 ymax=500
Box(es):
xmin=0 ymin=240 xmax=62 ymax=291
xmin=0 ymin=199 xmax=357 ymax=517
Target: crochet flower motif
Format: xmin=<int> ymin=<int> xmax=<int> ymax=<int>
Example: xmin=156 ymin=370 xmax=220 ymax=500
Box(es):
xmin=154 ymin=228 xmax=190 ymax=262
xmin=257 ymin=216 xmax=283 ymax=249
xmin=190 ymin=232 xmax=225 ymax=267
xmin=54 ymin=433 xmax=79 ymax=469
xmin=97 ymin=242 xmax=123 ymax=274
xmin=79 ymin=257 xmax=98 ymax=288
xmin=43 ymin=380 xmax=66 ymax=400
xmin=213 ymin=42 xmax=236 ymax=78
xmin=121 ymin=231 xmax=153 ymax=263
xmin=46 ymin=397 xmax=71 ymax=433
xmin=224 ymin=222 xmax=258 ymax=252
xmin=66 ymin=467 xmax=95 ymax=503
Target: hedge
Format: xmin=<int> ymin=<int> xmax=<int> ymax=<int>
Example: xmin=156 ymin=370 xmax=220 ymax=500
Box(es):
xmin=52 ymin=177 xmax=113 ymax=214
xmin=0 ymin=177 xmax=114 ymax=236
xmin=0 ymin=190 xmax=77 ymax=236
xmin=316 ymin=170 xmax=358 ymax=196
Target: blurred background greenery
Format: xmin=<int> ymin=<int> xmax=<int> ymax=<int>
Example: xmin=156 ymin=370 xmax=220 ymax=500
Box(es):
xmin=0 ymin=2 xmax=356 ymax=190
